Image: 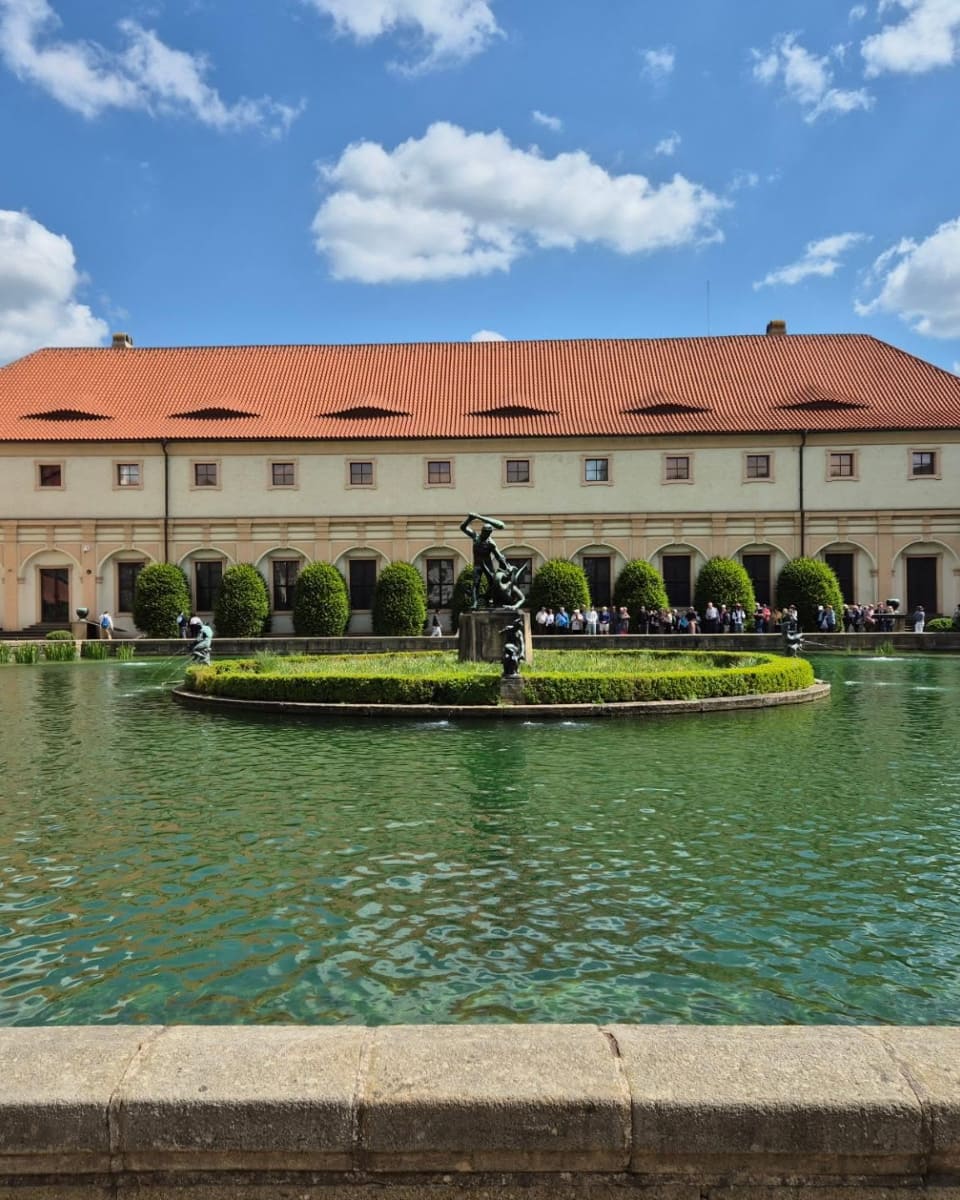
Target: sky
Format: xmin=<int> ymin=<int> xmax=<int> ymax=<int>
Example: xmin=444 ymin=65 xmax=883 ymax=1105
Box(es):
xmin=1 ymin=0 xmax=960 ymax=372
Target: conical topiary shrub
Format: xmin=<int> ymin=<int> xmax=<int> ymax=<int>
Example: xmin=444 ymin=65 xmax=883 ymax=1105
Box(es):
xmin=292 ymin=562 xmax=350 ymax=636
xmin=132 ymin=563 xmax=191 ymax=637
xmin=693 ymin=557 xmax=756 ymax=615
xmin=776 ymin=557 xmax=844 ymax=630
xmin=372 ymin=562 xmax=427 ymax=636
xmin=528 ymin=559 xmax=590 ymax=614
xmin=612 ymin=559 xmax=669 ymax=613
xmin=213 ymin=564 xmax=270 ymax=637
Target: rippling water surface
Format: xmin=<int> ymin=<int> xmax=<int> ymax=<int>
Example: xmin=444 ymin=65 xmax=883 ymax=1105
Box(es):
xmin=0 ymin=653 xmax=958 ymax=1025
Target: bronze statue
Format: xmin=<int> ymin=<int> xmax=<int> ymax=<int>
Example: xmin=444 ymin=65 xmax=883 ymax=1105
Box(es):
xmin=460 ymin=512 xmax=525 ymax=610
xmin=501 ymin=614 xmax=525 ymax=676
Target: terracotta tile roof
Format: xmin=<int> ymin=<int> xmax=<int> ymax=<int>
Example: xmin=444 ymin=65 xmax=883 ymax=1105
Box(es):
xmin=1 ymin=335 xmax=958 ymax=443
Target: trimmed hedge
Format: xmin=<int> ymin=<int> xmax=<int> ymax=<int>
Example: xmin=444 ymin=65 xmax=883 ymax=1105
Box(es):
xmin=133 ymin=563 xmax=191 ymax=638
xmin=372 ymin=562 xmax=427 ymax=636
xmin=776 ymin=558 xmax=845 ymax=631
xmin=693 ymin=557 xmax=756 ymax=615
xmin=926 ymin=617 xmax=954 ymax=632
xmin=213 ymin=564 xmax=270 ymax=637
xmin=292 ymin=562 xmax=350 ymax=636
xmin=529 ymin=559 xmax=590 ymax=613
xmin=185 ymin=651 xmax=814 ymax=707
xmin=612 ymin=559 xmax=669 ymax=613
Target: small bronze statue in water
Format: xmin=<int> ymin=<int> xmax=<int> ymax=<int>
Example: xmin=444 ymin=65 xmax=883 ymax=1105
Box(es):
xmin=460 ymin=512 xmax=525 ymax=610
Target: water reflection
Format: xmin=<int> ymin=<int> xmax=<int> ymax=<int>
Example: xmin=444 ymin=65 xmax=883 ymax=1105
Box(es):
xmin=0 ymin=655 xmax=959 ymax=1024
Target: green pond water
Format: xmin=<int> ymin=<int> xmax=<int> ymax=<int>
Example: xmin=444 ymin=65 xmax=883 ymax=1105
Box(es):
xmin=0 ymin=653 xmax=958 ymax=1026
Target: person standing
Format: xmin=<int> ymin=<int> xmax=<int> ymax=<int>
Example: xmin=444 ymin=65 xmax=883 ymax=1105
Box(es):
xmin=99 ymin=611 xmax=114 ymax=640
xmin=430 ymin=609 xmax=443 ymax=637
xmin=912 ymin=605 xmax=926 ymax=633
xmin=585 ymin=605 xmax=598 ymax=636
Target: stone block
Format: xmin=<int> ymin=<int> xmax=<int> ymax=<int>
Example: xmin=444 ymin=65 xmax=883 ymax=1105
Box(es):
xmin=0 ymin=1026 xmax=159 ymax=1174
xmin=870 ymin=1027 xmax=960 ymax=1171
xmin=458 ymin=610 xmax=532 ymax=664
xmin=115 ymin=1026 xmax=365 ymax=1172
xmin=609 ymin=1025 xmax=923 ymax=1179
xmin=360 ymin=1024 xmax=630 ymax=1172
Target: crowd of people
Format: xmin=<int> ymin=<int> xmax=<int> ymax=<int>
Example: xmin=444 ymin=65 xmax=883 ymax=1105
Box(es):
xmin=532 ymin=599 xmax=927 ymax=634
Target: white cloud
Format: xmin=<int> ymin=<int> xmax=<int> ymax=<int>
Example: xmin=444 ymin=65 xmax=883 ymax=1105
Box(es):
xmin=857 ymin=217 xmax=960 ymax=336
xmin=532 ymin=109 xmax=562 ymax=132
xmin=861 ymin=0 xmax=960 ymax=76
xmin=0 ymin=0 xmax=300 ymax=135
xmin=0 ymin=210 xmax=109 ymax=363
xmin=303 ymin=0 xmax=500 ymax=70
xmin=654 ymin=132 xmax=681 ymax=157
xmin=470 ymin=329 xmax=505 ymax=341
xmin=312 ymin=122 xmax=726 ymax=284
xmin=954 ymin=361 xmax=960 ymax=373
xmin=729 ymin=170 xmax=761 ymax=191
xmin=754 ymin=232 xmax=868 ymax=289
xmin=752 ymin=33 xmax=874 ymax=121
xmin=849 ymin=4 xmax=868 ymax=20
xmin=640 ymin=45 xmax=675 ymax=80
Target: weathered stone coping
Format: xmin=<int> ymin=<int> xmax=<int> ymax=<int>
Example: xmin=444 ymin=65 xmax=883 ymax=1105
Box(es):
xmin=1 ymin=1024 xmax=958 ymax=1194
xmin=172 ymin=680 xmax=830 ymax=720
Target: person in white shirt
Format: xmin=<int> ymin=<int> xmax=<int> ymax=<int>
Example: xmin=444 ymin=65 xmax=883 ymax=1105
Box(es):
xmin=585 ymin=606 xmax=598 ymax=635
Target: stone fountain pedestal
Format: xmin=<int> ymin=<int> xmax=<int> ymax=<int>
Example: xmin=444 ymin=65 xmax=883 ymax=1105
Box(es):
xmin=458 ymin=609 xmax=533 ymax=664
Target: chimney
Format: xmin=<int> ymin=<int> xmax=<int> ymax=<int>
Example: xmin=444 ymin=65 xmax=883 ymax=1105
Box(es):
xmin=765 ymin=319 xmax=787 ymax=337
xmin=112 ymin=332 xmax=134 ymax=349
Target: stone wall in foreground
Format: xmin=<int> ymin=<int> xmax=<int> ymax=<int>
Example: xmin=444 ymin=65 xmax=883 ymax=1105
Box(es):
xmin=2 ymin=1024 xmax=959 ymax=1198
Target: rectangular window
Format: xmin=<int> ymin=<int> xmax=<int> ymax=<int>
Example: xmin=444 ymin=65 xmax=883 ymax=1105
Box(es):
xmin=906 ymin=556 xmax=938 ymax=616
xmin=911 ymin=450 xmax=937 ymax=477
xmin=272 ymin=560 xmax=299 ymax=611
xmin=825 ymin=553 xmax=855 ymax=605
xmin=662 ymin=555 xmax=692 ymax=608
xmin=117 ymin=562 xmax=144 ymax=613
xmin=584 ymin=457 xmax=609 ymax=483
xmin=271 ymin=462 xmax=296 ymax=487
xmin=38 ymin=463 xmax=62 ymax=488
xmin=505 ymin=458 xmax=530 ymax=484
xmin=349 ymin=560 xmax=377 ymax=609
xmin=745 ymin=454 xmax=771 ymax=479
xmin=349 ymin=461 xmax=374 ymax=487
xmin=582 ymin=556 xmax=612 ymax=607
xmin=741 ymin=554 xmax=772 ymax=607
xmin=664 ymin=455 xmax=691 ymax=481
xmin=426 ymin=558 xmax=455 ymax=608
xmin=116 ymin=463 xmax=141 ymax=488
xmin=506 ymin=557 xmax=533 ymax=593
xmin=426 ymin=460 xmax=452 ymax=485
xmin=195 ymin=561 xmax=223 ymax=611
xmin=828 ymin=452 xmax=855 ymax=478
xmin=194 ymin=462 xmax=218 ymax=487
xmin=39 ymin=567 xmax=69 ymax=623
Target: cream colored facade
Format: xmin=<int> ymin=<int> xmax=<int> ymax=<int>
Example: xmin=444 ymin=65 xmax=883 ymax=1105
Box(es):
xmin=1 ymin=430 xmax=958 ymax=632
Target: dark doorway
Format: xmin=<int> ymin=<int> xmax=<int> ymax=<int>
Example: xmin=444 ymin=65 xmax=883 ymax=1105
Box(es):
xmin=825 ymin=553 xmax=855 ymax=604
xmin=906 ymin=557 xmax=938 ymax=615
xmin=582 ymin=556 xmax=611 ymax=606
xmin=662 ymin=555 xmax=691 ymax=608
xmin=349 ymin=560 xmax=377 ymax=610
xmin=741 ymin=554 xmax=772 ymax=606
xmin=40 ymin=568 xmax=69 ymax=623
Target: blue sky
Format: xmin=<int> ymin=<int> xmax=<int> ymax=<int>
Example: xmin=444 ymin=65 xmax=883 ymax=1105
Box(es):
xmin=2 ymin=0 xmax=960 ymax=372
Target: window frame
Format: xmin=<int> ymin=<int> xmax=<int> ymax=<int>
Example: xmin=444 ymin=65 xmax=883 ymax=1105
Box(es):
xmin=113 ymin=460 xmax=143 ymax=490
xmin=581 ymin=455 xmax=611 ymax=485
xmin=348 ymin=559 xmax=377 ymax=609
xmin=268 ymin=460 xmax=298 ymax=489
xmin=909 ymin=448 xmax=940 ymax=480
xmin=36 ymin=461 xmax=65 ymax=490
xmin=503 ymin=457 xmax=533 ymax=486
xmin=346 ymin=459 xmax=376 ymax=489
xmin=271 ymin=559 xmax=300 ymax=611
xmin=194 ymin=559 xmax=224 ymax=611
xmin=424 ymin=458 xmax=454 ymax=488
xmin=743 ymin=452 xmax=773 ymax=482
xmin=425 ymin=557 xmax=455 ymax=608
xmin=826 ymin=451 xmax=858 ymax=481
xmin=662 ymin=453 xmax=693 ymax=484
xmin=191 ymin=459 xmax=221 ymax=490
xmin=116 ymin=561 xmax=145 ymax=613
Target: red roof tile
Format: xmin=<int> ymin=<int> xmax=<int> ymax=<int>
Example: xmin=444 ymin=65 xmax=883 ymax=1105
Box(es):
xmin=1 ymin=335 xmax=958 ymax=442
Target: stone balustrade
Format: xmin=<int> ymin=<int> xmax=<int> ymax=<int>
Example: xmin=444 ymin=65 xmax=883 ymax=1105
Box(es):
xmin=1 ymin=1024 xmax=958 ymax=1197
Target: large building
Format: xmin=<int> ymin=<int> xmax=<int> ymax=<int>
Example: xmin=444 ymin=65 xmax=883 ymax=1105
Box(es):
xmin=1 ymin=323 xmax=958 ymax=633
